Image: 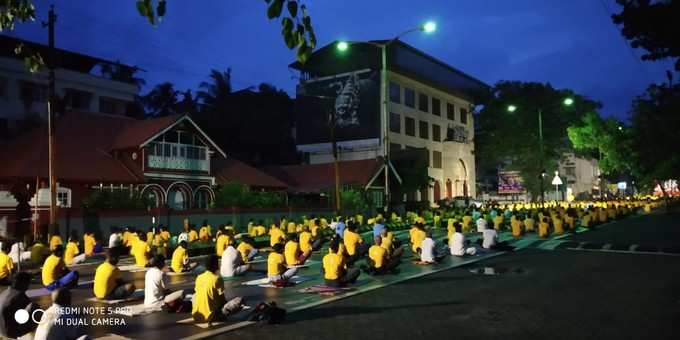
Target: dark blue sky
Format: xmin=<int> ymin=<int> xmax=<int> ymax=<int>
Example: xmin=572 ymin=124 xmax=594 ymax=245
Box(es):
xmin=6 ymin=0 xmax=674 ymax=120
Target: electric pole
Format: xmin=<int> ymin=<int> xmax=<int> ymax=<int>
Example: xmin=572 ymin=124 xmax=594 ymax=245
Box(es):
xmin=45 ymin=5 xmax=58 ymax=236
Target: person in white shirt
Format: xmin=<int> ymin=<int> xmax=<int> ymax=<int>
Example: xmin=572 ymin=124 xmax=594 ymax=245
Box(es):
xmin=34 ymin=288 xmax=89 ymax=340
xmin=449 ymin=222 xmax=477 ymax=256
xmin=8 ymin=241 xmax=31 ymax=264
xmin=479 ymin=223 xmax=514 ymax=251
xmin=108 ymin=227 xmax=123 ymax=249
xmin=420 ymin=231 xmax=447 ymax=263
xmin=144 ymin=255 xmax=185 ymax=310
xmin=177 ymin=231 xmax=189 ymax=244
xmin=221 ymin=239 xmax=251 ymax=278
xmin=476 ymin=217 xmax=488 ymax=233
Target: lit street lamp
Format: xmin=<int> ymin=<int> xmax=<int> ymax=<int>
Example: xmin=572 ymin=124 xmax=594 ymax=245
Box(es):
xmin=506 ymin=97 xmax=573 ymax=206
xmin=335 ymin=21 xmax=437 ymax=213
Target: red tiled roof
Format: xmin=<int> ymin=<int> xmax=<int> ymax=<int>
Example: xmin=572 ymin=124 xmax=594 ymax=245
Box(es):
xmin=0 ymin=112 xmax=144 ymax=183
xmin=110 ymin=114 xmax=183 ymax=150
xmin=263 ymin=159 xmax=382 ymax=193
xmin=212 ymin=158 xmax=288 ymax=190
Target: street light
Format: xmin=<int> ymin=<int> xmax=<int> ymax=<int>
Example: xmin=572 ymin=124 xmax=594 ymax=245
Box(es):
xmin=336 ymin=21 xmax=437 ymax=213
xmin=506 ymin=97 xmax=574 ymax=206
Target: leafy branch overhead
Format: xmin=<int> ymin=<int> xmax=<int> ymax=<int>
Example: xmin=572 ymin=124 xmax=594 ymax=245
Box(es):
xmin=1 ymin=0 xmax=44 ymax=72
xmin=135 ymin=0 xmax=316 ymax=64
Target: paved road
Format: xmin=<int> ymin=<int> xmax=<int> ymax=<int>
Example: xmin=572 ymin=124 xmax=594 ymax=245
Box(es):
xmin=228 ymin=212 xmax=680 ymax=340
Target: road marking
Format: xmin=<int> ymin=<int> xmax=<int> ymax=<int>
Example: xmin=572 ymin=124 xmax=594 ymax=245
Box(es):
xmin=566 ymin=247 xmax=680 ymax=257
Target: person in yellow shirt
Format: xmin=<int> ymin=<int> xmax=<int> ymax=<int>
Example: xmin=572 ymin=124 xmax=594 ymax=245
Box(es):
xmin=93 ymin=250 xmax=135 ymax=300
xmin=0 ymin=244 xmax=15 ymax=284
xmin=524 ymin=215 xmax=536 ymax=232
xmin=160 ymin=225 xmax=171 ymax=243
xmin=199 ymin=224 xmax=211 ymax=241
xmin=267 ymin=243 xmax=298 ymax=287
xmin=83 ymin=231 xmax=96 ymax=256
xmin=462 ymin=214 xmax=473 ymax=233
xmin=188 ymin=225 xmax=199 ymax=243
xmin=410 ymin=223 xmax=427 ymax=254
xmin=236 ymin=237 xmax=258 ymax=263
xmin=323 ymin=239 xmax=360 ymax=287
xmin=171 ymin=241 xmax=197 ymax=273
xmin=552 ymin=216 xmax=564 ymax=235
xmin=343 ymin=223 xmax=369 ymax=264
xmin=287 ymin=221 xmax=297 ymax=234
xmin=64 ymin=234 xmax=86 ymax=266
xmin=131 ymin=233 xmax=151 ymax=267
xmin=380 ymin=226 xmax=403 ymax=257
xmin=192 ymin=255 xmax=244 ymax=322
xmin=215 ymin=229 xmax=229 ymax=257
xmin=493 ymin=215 xmax=504 ymax=231
xmin=511 ymin=215 xmax=523 ymax=237
xmin=30 ymin=236 xmax=49 ymax=266
xmin=253 ymin=221 xmax=267 ymax=237
xmin=49 ymin=234 xmax=63 ymax=251
xmin=367 ymin=236 xmax=401 ymax=275
xmin=538 ymin=217 xmax=550 ymax=238
xmin=284 ymin=234 xmax=311 ymax=266
xmin=269 ymin=224 xmax=285 ymax=247
xmin=42 ymin=245 xmax=79 ymax=290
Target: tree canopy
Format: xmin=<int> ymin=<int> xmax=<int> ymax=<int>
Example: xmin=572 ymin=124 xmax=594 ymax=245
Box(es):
xmin=567 ymin=111 xmax=632 ymax=176
xmin=476 ymin=81 xmax=599 ymax=198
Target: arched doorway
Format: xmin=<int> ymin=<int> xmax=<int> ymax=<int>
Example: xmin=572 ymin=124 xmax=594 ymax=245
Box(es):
xmin=167 ymin=182 xmax=192 ymax=211
xmin=193 ymin=185 xmax=214 ymax=209
xmin=446 ymin=179 xmax=452 ymax=198
xmin=140 ymin=184 xmax=165 ymax=208
xmin=433 ymin=181 xmax=441 ymax=202
xmin=453 ymin=159 xmax=468 ymax=197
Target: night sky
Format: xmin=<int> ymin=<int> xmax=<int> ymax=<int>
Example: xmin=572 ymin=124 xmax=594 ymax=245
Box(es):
xmin=5 ymin=0 xmax=675 ymax=120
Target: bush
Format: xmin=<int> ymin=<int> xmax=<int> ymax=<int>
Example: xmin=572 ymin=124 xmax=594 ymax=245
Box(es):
xmin=340 ymin=189 xmax=369 ymax=215
xmin=213 ymin=182 xmax=284 ymax=209
xmin=81 ymin=189 xmax=152 ymax=210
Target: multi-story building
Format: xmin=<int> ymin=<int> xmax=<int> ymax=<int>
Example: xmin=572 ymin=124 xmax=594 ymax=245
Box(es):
xmin=290 ymin=40 xmax=489 ymax=206
xmin=558 ymin=153 xmax=601 ymax=200
xmin=0 ymin=35 xmax=139 ymax=134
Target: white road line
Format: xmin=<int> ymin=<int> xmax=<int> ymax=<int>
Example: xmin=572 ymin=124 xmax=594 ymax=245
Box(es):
xmin=566 ymin=247 xmax=680 ymax=256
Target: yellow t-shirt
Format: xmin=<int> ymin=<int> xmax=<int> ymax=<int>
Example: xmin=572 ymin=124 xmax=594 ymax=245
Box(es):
xmin=284 ymin=241 xmax=301 ymax=265
xmin=270 ymin=227 xmax=284 ymax=247
xmin=188 ymin=230 xmax=199 ymax=242
xmin=552 ymin=218 xmax=564 ymax=234
xmin=192 ymin=271 xmax=225 ymax=322
xmin=322 ymin=252 xmax=343 ymax=280
xmin=64 ymin=241 xmax=80 ymax=265
xmin=524 ymin=218 xmax=535 ymax=231
xmin=42 ymin=254 xmax=65 ymax=286
xmin=31 ymin=243 xmax=48 ymax=265
xmin=299 ymin=231 xmax=312 ymax=253
xmin=287 ymin=222 xmax=297 ymax=234
xmin=84 ymin=234 xmax=95 ymax=256
xmin=161 ymin=231 xmax=171 ymax=242
xmin=199 ymin=227 xmax=210 ymax=240
xmin=49 ymin=235 xmax=63 ymax=251
xmin=493 ymin=216 xmax=504 ymax=230
xmin=0 ymin=251 xmax=14 ymax=279
xmin=171 ymin=246 xmax=188 ymax=273
xmin=93 ymin=261 xmax=120 ymax=298
xmin=381 ymin=232 xmax=394 ymax=254
xmin=538 ymin=222 xmax=550 ymax=238
xmin=267 ymin=252 xmax=285 ymax=277
xmin=343 ymin=230 xmax=362 ymax=256
xmin=131 ymin=239 xmax=150 ymax=267
xmin=237 ymin=242 xmax=254 ymax=263
xmin=369 ymin=245 xmax=387 ymax=268
xmin=411 ymin=229 xmax=426 ymax=253
xmin=215 ymin=234 xmax=229 ymax=257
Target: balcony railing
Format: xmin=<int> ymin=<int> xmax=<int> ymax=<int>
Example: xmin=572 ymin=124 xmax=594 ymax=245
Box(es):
xmin=146 ymin=142 xmax=209 ymax=172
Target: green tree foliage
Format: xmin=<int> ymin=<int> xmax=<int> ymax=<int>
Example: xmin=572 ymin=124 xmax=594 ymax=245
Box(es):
xmin=339 ymin=189 xmax=369 ymax=214
xmin=628 ymin=82 xmax=680 ymax=191
xmin=476 ymin=81 xmax=598 ymax=198
xmin=213 ymin=182 xmax=284 ymax=209
xmin=612 ymin=0 xmax=680 ymax=70
xmin=81 ymin=189 xmax=152 ymax=210
xmin=141 ymin=82 xmax=179 ymax=117
xmin=567 ymin=111 xmax=632 ymax=175
xmin=391 ymin=147 xmax=433 ymax=202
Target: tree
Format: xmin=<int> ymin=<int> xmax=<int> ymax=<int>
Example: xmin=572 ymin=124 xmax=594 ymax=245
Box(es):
xmin=627 ymin=82 xmax=680 ymax=192
xmin=141 ymin=82 xmax=179 ymax=117
xmin=197 ymin=69 xmax=233 ymax=113
xmin=567 ymin=111 xmax=632 ymax=175
xmin=475 ymin=81 xmax=598 ymax=199
xmin=176 ymin=90 xmax=199 ymax=116
xmin=1 ymin=0 xmax=316 ymax=71
xmin=612 ymin=0 xmax=680 ymax=70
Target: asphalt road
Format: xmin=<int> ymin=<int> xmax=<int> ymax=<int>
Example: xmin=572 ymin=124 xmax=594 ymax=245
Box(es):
xmin=227 ymin=212 xmax=680 ymax=340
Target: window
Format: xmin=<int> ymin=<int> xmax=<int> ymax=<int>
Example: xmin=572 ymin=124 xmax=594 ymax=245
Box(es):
xmin=405 ymin=117 xmax=416 ymax=136
xmin=404 ymin=87 xmax=415 ymax=108
xmin=0 ymin=77 xmax=7 ymax=100
xmin=432 ymin=97 xmax=441 ymax=116
xmin=418 ymin=93 xmax=429 ymax=112
xmin=447 ymin=103 xmax=455 ymax=120
xmin=389 ymin=112 xmax=400 ymax=133
xmin=389 ymin=82 xmax=400 ymax=103
xmin=19 ymin=81 xmax=47 ymax=103
xmin=99 ymin=97 xmax=129 ymax=115
xmin=57 ymin=191 xmax=69 ymax=208
xmin=565 ymin=166 xmax=576 ymax=177
xmin=460 ymin=108 xmax=468 ymax=124
xmin=432 ymin=124 xmax=441 ymax=142
xmin=433 ymin=151 xmax=442 ymax=169
xmin=65 ymin=88 xmax=92 ymax=110
xmin=419 ymin=120 xmax=429 ymax=140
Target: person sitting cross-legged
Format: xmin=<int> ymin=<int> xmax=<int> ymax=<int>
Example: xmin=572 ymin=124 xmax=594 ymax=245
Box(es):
xmin=479 ymin=222 xmax=514 ymax=251
xmin=449 ymin=223 xmax=477 ymax=257
xmin=366 ymin=236 xmax=402 ymax=275
xmin=171 ymin=241 xmax=198 ymax=274
xmin=42 ymin=245 xmax=79 ymax=291
xmin=236 ymin=236 xmax=258 ymax=264
xmin=145 ymin=254 xmax=186 ymax=311
xmin=221 ymin=238 xmax=251 ymax=278
xmin=267 ymin=243 xmax=298 ymax=287
xmin=192 ymin=255 xmax=245 ymax=323
xmin=0 ymin=243 xmax=14 ymax=286
xmin=94 ymin=249 xmax=136 ymax=301
xmin=419 ymin=231 xmax=447 ymax=264
xmin=343 ymin=222 xmax=369 ymax=265
xmin=284 ymin=233 xmax=311 ymax=266
xmin=322 ymin=238 xmax=360 ymax=287
xmin=64 ymin=233 xmax=87 ymax=266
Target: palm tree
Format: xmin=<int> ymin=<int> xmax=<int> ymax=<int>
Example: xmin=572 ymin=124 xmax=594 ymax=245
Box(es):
xmin=197 ymin=68 xmax=232 ymax=113
xmin=141 ymin=82 xmax=179 ymax=117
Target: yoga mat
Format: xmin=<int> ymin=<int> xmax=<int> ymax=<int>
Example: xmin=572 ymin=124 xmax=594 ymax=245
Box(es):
xmin=86 ymin=289 xmax=144 ymax=304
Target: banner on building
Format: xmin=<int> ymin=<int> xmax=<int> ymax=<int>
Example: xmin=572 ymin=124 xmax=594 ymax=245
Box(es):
xmin=498 ymin=171 xmax=526 ymax=194
xmin=295 ymin=70 xmax=380 ymax=144
xmin=654 ymin=179 xmax=680 ymax=196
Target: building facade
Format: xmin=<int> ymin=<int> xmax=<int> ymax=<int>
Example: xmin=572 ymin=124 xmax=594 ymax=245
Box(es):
xmin=558 ymin=153 xmax=601 ymax=200
xmin=291 ymin=40 xmax=488 ymax=206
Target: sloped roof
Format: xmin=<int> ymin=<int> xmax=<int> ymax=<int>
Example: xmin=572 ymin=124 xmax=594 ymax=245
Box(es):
xmin=212 ymin=158 xmax=288 ymax=190
xmin=110 ymin=114 xmax=183 ymax=150
xmin=263 ymin=159 xmax=382 ymax=193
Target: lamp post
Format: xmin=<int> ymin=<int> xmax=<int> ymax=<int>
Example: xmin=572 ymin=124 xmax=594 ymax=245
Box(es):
xmin=336 ymin=20 xmax=436 ymax=213
xmin=507 ymin=97 xmax=573 ymax=206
